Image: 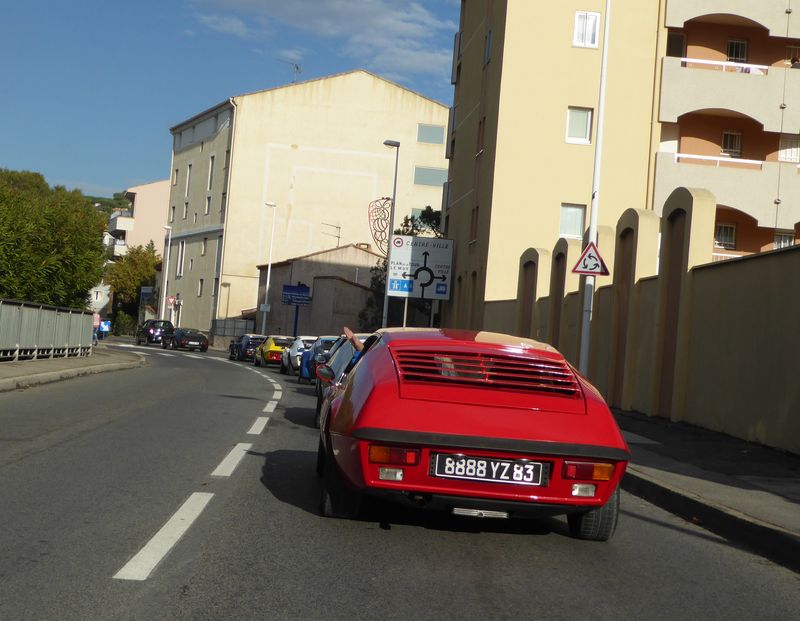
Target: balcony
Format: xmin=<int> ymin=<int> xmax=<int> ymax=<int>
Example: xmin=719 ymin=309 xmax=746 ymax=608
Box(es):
xmin=108 ymin=211 xmax=134 ymax=235
xmin=105 ymin=237 xmax=128 ymax=258
xmin=660 ymin=57 xmax=800 ymax=133
xmin=666 ymin=0 xmax=800 ymax=39
xmin=653 ymin=151 xmax=800 ymax=229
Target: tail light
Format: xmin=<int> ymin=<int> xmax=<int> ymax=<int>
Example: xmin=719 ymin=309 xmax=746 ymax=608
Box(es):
xmin=369 ymin=445 xmax=420 ymax=466
xmin=562 ymin=461 xmax=614 ymax=481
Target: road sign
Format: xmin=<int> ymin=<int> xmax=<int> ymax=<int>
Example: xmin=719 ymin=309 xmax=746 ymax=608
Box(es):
xmin=167 ymin=296 xmax=176 ymax=305
xmin=281 ymin=284 xmax=311 ymax=305
xmin=572 ymin=241 xmax=609 ymax=276
xmin=388 ymin=236 xmax=453 ymax=300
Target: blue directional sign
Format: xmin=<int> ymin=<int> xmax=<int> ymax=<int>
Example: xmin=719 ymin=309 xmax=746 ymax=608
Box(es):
xmin=281 ymin=284 xmax=311 ymax=305
xmin=389 ymin=279 xmax=413 ymax=293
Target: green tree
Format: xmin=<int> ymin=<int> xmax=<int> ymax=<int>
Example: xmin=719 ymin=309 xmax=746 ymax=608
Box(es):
xmin=0 ymin=169 xmax=107 ymax=308
xmin=104 ymin=241 xmax=159 ymax=304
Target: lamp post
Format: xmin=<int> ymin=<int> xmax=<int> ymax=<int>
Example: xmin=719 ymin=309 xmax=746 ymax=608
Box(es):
xmin=381 ymin=140 xmax=400 ymax=328
xmin=260 ymin=201 xmax=277 ymax=334
xmin=160 ymin=225 xmax=172 ymax=320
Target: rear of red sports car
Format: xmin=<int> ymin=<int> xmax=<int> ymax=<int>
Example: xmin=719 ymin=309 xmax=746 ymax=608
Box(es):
xmin=318 ymin=329 xmax=630 ymax=541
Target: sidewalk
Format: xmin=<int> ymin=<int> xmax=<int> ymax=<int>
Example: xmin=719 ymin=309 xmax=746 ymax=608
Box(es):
xmin=615 ymin=409 xmax=800 ymax=573
xmin=0 ymin=346 xmax=796 ymax=571
xmin=0 ymin=342 xmax=145 ymax=392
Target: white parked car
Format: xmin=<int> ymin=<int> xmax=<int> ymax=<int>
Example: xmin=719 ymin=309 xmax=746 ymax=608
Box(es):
xmin=280 ymin=335 xmax=317 ymax=375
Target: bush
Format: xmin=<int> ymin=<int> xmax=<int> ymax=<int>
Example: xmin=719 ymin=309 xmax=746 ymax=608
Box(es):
xmin=113 ymin=311 xmax=136 ymax=336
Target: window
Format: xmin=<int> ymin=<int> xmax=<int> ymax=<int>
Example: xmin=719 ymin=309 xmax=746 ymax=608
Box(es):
xmin=727 ymin=39 xmax=747 ymax=63
xmin=666 ymin=32 xmax=685 ymax=58
xmin=414 ymin=166 xmax=448 ymax=187
xmin=566 ymin=107 xmax=593 ymax=144
xmin=205 ymin=196 xmax=211 ymax=215
xmin=779 ymin=134 xmax=800 ymax=163
xmin=417 ymin=124 xmax=445 ymax=144
xmin=193 ymin=212 xmax=198 ymax=224
xmin=221 ymin=192 xmax=227 ymax=215
xmin=170 ymin=205 xmax=175 ymax=223
xmin=786 ymin=45 xmax=800 ymax=63
xmin=560 ymin=203 xmax=586 ymax=239
xmin=183 ymin=201 xmax=188 ymax=219
xmin=185 ymin=163 xmax=192 ymax=195
xmin=775 ymin=231 xmax=795 ymax=248
xmin=224 ymin=149 xmax=230 ymax=169
xmin=189 ymin=258 xmax=194 ymax=272
xmin=574 ymin=11 xmax=600 ymax=48
xmin=198 ymin=278 xmax=204 ymax=297
xmin=172 ymin=168 xmax=178 ymax=186
xmin=176 ymin=240 xmax=186 ymax=276
xmin=484 ymin=29 xmax=493 ymax=65
xmin=208 ymin=155 xmax=215 ymax=190
xmin=201 ymin=237 xmax=207 ymax=256
xmin=722 ymin=131 xmax=742 ymax=158
xmin=715 ymin=224 xmax=736 ymax=250
xmin=470 ymin=205 xmax=479 ymax=241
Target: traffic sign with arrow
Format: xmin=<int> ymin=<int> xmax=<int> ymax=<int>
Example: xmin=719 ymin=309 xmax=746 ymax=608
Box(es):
xmin=572 ymin=241 xmax=609 ymax=276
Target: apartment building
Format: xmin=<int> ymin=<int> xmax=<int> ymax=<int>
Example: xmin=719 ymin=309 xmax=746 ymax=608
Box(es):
xmin=106 ymin=180 xmax=170 ymax=257
xmin=165 ymin=70 xmax=449 ymax=331
xmin=442 ymin=0 xmax=800 ymax=332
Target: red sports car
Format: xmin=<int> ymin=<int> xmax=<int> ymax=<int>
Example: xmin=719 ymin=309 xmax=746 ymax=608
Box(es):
xmin=315 ymin=328 xmax=629 ymax=541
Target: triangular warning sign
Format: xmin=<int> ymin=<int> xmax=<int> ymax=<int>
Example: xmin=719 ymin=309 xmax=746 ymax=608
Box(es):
xmin=572 ymin=241 xmax=609 ymax=276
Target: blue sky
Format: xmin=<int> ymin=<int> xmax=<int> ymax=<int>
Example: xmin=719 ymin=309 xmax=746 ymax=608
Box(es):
xmin=1 ymin=0 xmax=459 ymax=197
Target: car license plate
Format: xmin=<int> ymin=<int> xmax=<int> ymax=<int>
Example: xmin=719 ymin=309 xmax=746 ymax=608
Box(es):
xmin=431 ymin=454 xmax=543 ymax=486
xmin=189 ymin=341 xmax=199 ymax=345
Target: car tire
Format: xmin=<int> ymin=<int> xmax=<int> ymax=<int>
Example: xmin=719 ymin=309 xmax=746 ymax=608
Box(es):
xmin=319 ymin=442 xmax=361 ymax=519
xmin=279 ymin=359 xmax=287 ymax=374
xmin=161 ymin=341 xmax=167 ymax=349
xmin=254 ymin=355 xmax=261 ymax=367
xmin=567 ymin=488 xmax=620 ymax=541
xmin=314 ymin=395 xmax=323 ymax=428
xmin=315 ymin=439 xmax=325 ymax=478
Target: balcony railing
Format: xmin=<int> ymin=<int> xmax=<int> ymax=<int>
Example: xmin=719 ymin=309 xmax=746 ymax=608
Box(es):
xmin=673 ymin=153 xmax=763 ymax=170
xmin=680 ymin=57 xmax=770 ymax=75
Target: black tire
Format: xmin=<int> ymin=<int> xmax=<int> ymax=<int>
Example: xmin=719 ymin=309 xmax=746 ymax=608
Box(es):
xmin=161 ymin=340 xmax=167 ymax=349
xmin=279 ymin=359 xmax=287 ymax=374
xmin=314 ymin=395 xmax=323 ymax=429
xmin=567 ymin=488 xmax=620 ymax=541
xmin=319 ymin=442 xmax=362 ymax=519
xmin=254 ymin=355 xmax=261 ymax=367
xmin=315 ymin=439 xmax=325 ymax=478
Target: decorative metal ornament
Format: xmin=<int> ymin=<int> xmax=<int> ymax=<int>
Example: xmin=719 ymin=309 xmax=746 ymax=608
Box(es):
xmin=368 ymin=197 xmax=393 ymax=257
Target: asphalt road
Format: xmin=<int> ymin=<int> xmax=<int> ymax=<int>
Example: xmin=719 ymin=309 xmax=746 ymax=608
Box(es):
xmin=0 ymin=345 xmax=798 ymax=620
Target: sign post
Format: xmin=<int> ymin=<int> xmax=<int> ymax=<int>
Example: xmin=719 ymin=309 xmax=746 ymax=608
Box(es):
xmin=281 ymin=283 xmax=310 ymax=337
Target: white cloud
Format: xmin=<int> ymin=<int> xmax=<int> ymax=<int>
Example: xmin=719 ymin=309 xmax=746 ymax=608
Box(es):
xmin=193 ymin=0 xmax=457 ymax=81
xmin=197 ymin=14 xmax=253 ymax=39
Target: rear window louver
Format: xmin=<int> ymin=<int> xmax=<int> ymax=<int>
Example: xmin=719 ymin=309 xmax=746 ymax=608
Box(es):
xmin=393 ymin=350 xmax=581 ymax=397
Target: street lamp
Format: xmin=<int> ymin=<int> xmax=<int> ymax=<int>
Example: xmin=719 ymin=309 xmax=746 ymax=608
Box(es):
xmin=381 ymin=140 xmax=400 ymax=328
xmin=160 ymin=225 xmax=172 ymax=320
xmin=261 ymin=201 xmax=277 ymax=334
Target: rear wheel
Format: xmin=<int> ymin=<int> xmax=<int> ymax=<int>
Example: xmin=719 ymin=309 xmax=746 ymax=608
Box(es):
xmin=567 ymin=488 xmax=620 ymax=541
xmin=254 ymin=355 xmax=261 ymax=367
xmin=319 ymin=442 xmax=362 ymax=519
xmin=279 ymin=359 xmax=287 ymax=374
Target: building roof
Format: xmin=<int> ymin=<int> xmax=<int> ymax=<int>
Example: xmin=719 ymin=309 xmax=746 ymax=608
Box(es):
xmin=170 ymin=69 xmax=448 ymax=132
xmin=256 ymin=243 xmax=383 ymax=270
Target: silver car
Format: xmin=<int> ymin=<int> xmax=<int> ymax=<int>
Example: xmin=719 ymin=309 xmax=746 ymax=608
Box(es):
xmin=280 ymin=335 xmax=317 ymax=375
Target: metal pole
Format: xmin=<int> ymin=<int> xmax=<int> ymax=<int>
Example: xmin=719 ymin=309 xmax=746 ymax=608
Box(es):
xmin=579 ymin=0 xmax=611 ymax=376
xmin=261 ymin=202 xmax=277 ymax=334
xmin=381 ymin=141 xmax=400 ymax=328
xmin=160 ymin=226 xmax=172 ymax=320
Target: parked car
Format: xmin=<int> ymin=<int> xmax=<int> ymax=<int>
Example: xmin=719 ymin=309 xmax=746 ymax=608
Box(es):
xmin=254 ymin=335 xmax=293 ymax=367
xmin=280 ymin=335 xmax=317 ymax=375
xmin=298 ymin=336 xmax=339 ymax=384
xmin=229 ymin=334 xmax=267 ymax=362
xmin=161 ymin=327 xmax=208 ymax=352
xmin=315 ymin=328 xmax=630 ymax=541
xmin=135 ymin=320 xmax=174 ymax=345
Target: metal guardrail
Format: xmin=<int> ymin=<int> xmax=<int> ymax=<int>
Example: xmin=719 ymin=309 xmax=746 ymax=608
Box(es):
xmin=0 ymin=298 xmax=93 ymax=361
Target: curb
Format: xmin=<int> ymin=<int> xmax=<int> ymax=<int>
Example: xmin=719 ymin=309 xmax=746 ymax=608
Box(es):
xmin=622 ymin=468 xmax=800 ymax=574
xmin=0 ymin=357 xmax=146 ymax=393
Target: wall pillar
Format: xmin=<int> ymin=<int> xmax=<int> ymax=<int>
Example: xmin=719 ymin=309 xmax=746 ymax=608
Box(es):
xmin=516 ymin=248 xmax=551 ymax=338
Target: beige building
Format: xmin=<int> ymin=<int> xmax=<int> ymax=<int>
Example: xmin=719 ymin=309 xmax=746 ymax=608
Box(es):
xmin=107 ymin=180 xmax=170 ymax=257
xmin=164 ymin=70 xmax=449 ymax=331
xmin=442 ymin=0 xmax=800 ymax=334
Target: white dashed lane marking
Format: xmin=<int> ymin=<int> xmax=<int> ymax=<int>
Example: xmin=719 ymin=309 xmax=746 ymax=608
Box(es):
xmin=247 ymin=417 xmax=270 ymax=435
xmin=263 ymin=401 xmax=277 ymax=413
xmin=211 ymin=443 xmax=253 ymax=477
xmin=113 ymin=492 xmax=214 ymax=581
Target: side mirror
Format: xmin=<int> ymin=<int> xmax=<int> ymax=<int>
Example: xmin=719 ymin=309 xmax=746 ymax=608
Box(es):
xmin=316 ymin=364 xmax=336 ymax=384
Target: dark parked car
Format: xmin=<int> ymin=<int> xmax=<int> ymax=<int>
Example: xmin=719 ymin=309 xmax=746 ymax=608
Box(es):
xmin=229 ymin=334 xmax=268 ymax=362
xmin=161 ymin=327 xmax=208 ymax=352
xmin=315 ymin=328 xmax=630 ymax=541
xmin=135 ymin=320 xmax=174 ymax=345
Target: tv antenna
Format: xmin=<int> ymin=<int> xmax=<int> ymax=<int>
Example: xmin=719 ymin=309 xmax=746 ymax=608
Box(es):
xmin=277 ymin=59 xmax=302 ymax=83
xmin=321 ymin=222 xmax=342 ymax=247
